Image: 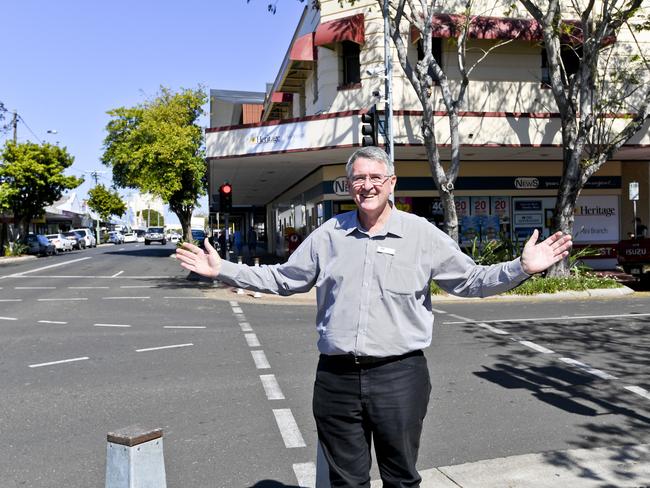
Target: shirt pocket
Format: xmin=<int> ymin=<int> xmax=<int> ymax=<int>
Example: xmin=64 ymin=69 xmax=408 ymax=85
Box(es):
xmin=383 ymin=260 xmax=420 ymax=295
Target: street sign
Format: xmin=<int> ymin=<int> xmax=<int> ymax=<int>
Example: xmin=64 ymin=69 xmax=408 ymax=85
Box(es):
xmin=629 ymin=181 xmax=639 ymax=201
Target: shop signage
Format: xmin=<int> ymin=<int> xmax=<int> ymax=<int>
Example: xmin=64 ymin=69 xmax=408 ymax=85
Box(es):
xmin=515 ymin=214 xmax=543 ymax=226
xmin=514 ymin=177 xmax=539 ymax=189
xmin=333 ymin=176 xmax=349 ymax=196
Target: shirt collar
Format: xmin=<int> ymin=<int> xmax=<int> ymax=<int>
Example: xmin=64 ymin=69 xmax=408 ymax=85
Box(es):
xmin=336 ymin=204 xmax=405 ymax=238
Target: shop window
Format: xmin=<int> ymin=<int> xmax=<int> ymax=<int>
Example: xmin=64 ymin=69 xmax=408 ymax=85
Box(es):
xmin=340 ymin=41 xmax=361 ymax=88
xmin=417 ymin=38 xmax=443 ymax=85
xmin=541 ymin=45 xmax=582 ymax=87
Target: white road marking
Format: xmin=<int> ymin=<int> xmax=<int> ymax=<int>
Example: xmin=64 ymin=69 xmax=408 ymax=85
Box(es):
xmin=120 ymin=285 xmax=155 ymax=288
xmin=477 ymin=322 xmax=509 ymax=335
xmin=136 ymin=343 xmax=193 ymax=353
xmin=15 ymin=286 xmax=56 ymax=290
xmin=431 ymin=307 xmax=448 ymax=314
xmin=260 ymin=374 xmax=285 ymax=400
xmin=111 ymin=270 xmax=124 ymax=277
xmin=444 ymin=312 xmax=650 ymax=325
xmin=38 ymin=320 xmax=67 ymax=324
xmin=68 ymin=286 xmax=109 ymax=289
xmin=29 ymin=356 xmax=89 ymax=368
xmin=103 ymin=296 xmax=150 ymax=300
xmin=229 ymin=301 xmax=239 ymax=306
xmin=520 ymin=341 xmax=555 ymax=354
xmin=162 ymin=296 xmax=210 ymax=299
xmin=0 ymin=299 xmax=22 ymax=302
xmin=293 ymin=462 xmax=316 ymax=488
xmin=0 ymin=316 xmax=18 ymax=321
xmin=251 ymin=350 xmax=271 ymax=369
xmin=273 ymin=409 xmax=306 ymax=448
xmin=94 ymin=323 xmax=131 ymax=328
xmin=15 ymin=275 xmax=171 ymax=279
xmin=163 ymin=326 xmax=206 ymax=329
xmin=559 ymin=358 xmax=618 ymax=380
xmin=625 ymin=385 xmax=650 ymax=400
xmin=38 ymin=298 xmax=88 ymax=302
xmin=232 ymin=306 xmax=244 ymax=314
xmin=239 ymin=322 xmax=253 ymax=332
xmin=245 ymin=333 xmax=261 ymax=347
xmin=7 ymin=257 xmax=91 ymax=277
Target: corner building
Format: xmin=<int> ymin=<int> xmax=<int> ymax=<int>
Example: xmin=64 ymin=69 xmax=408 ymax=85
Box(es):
xmin=206 ymin=0 xmax=650 ymax=268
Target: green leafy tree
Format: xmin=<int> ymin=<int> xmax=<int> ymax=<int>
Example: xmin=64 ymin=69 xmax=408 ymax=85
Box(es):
xmin=516 ymin=0 xmax=650 ymax=276
xmin=102 ymin=87 xmax=207 ymax=241
xmin=87 ymin=184 xmax=127 ymax=222
xmin=0 ymin=141 xmax=83 ymax=238
xmin=137 ymin=208 xmax=164 ymax=227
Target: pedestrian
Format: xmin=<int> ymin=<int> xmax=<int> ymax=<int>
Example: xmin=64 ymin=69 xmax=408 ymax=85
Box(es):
xmin=233 ymin=229 xmax=243 ymax=256
xmin=176 ymin=146 xmax=572 ymax=487
xmin=635 ymin=217 xmax=647 ymax=238
xmin=247 ymin=226 xmax=257 ymax=255
xmin=218 ymin=229 xmax=227 ymax=259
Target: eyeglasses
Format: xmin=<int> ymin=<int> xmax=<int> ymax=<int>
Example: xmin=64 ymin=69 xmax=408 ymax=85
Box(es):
xmin=349 ymin=174 xmax=393 ymax=188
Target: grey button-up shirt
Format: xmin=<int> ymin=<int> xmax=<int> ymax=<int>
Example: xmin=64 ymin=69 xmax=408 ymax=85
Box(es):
xmin=218 ymin=208 xmax=529 ymax=357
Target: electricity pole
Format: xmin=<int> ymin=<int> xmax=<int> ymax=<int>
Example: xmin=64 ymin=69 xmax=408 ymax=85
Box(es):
xmin=383 ymin=0 xmax=394 ymax=164
xmin=86 ymin=170 xmax=107 ymax=244
xmin=12 ymin=111 xmax=18 ymax=143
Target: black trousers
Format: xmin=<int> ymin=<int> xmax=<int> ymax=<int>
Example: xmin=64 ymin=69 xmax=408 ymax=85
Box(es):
xmin=313 ymin=351 xmax=431 ymax=487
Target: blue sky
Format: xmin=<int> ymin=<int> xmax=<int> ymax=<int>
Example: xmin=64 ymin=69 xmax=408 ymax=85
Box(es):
xmin=1 ymin=0 xmax=307 ymax=223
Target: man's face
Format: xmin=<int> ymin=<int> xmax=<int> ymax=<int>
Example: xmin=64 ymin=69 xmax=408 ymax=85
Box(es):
xmin=348 ymin=157 xmax=396 ymax=217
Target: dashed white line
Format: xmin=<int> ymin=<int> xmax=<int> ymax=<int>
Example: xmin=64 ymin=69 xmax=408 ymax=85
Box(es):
xmin=444 ymin=312 xmax=650 ymax=325
xmin=103 ymin=296 xmax=150 ymax=300
xmin=38 ymin=320 xmax=67 ymax=324
xmin=111 ymin=270 xmax=124 ymax=277
xmin=251 ymin=350 xmax=271 ymax=369
xmin=519 ymin=341 xmax=555 ymax=354
xmin=68 ymin=286 xmax=109 ymax=289
xmin=477 ymin=322 xmax=509 ymax=335
xmin=625 ymin=385 xmax=650 ymax=400
xmin=94 ymin=323 xmax=132 ymax=328
xmin=136 ymin=343 xmax=193 ymax=353
xmin=29 ymin=357 xmax=89 ymax=368
xmin=431 ymin=307 xmax=448 ymax=314
xmin=162 ymin=296 xmax=209 ymax=300
xmin=260 ymin=374 xmax=285 ymax=400
xmin=239 ymin=322 xmax=253 ymax=332
xmin=293 ymin=462 xmax=316 ymax=488
xmin=232 ymin=306 xmax=244 ymax=314
xmin=272 ymin=409 xmax=306 ymax=448
xmin=245 ymin=333 xmax=261 ymax=347
xmin=559 ymin=358 xmax=618 ymax=380
xmin=15 ymin=286 xmax=56 ymax=290
xmin=0 ymin=316 xmax=18 ymax=321
xmin=8 ymin=257 xmax=91 ymax=276
xmin=0 ymin=299 xmax=22 ymax=302
xmin=120 ymin=285 xmax=155 ymax=288
xmin=163 ymin=326 xmax=206 ymax=329
xmin=229 ymin=301 xmax=239 ymax=307
xmin=38 ymin=298 xmax=88 ymax=302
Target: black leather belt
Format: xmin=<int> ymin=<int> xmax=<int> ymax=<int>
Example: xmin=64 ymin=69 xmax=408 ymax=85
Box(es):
xmin=320 ymin=349 xmax=423 ymax=367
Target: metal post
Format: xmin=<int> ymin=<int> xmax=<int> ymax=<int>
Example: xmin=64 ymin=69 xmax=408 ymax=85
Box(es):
xmin=236 ymin=255 xmax=245 ymax=295
xmin=253 ymin=257 xmax=262 ymax=298
xmin=105 ymin=426 xmax=166 ymax=488
xmin=383 ymin=0 xmax=394 ymax=164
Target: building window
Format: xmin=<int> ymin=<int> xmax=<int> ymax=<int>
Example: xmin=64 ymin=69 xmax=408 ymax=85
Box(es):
xmin=417 ymin=37 xmax=443 ymax=67
xmin=541 ymin=45 xmax=582 ymax=86
xmin=340 ymin=41 xmax=361 ymax=88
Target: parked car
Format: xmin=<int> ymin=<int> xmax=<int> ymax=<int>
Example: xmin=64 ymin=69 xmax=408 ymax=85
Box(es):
xmin=20 ymin=234 xmax=55 ymax=256
xmin=169 ymin=232 xmax=181 ymax=243
xmin=45 ymin=233 xmax=73 ymax=252
xmin=107 ymin=231 xmax=125 ymax=244
xmin=70 ymin=228 xmax=97 ymax=248
xmin=123 ymin=232 xmax=137 ymax=243
xmin=144 ymin=226 xmax=166 ymax=245
xmin=63 ymin=231 xmax=86 ymax=250
xmin=135 ymin=229 xmax=146 ymax=243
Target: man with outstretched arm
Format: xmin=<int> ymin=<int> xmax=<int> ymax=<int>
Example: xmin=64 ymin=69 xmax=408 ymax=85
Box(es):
xmin=176 ymin=146 xmax=572 ymax=487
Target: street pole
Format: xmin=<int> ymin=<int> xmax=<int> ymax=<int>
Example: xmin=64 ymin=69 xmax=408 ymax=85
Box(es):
xmin=383 ymin=0 xmax=394 ymax=165
xmin=12 ymin=111 xmax=18 ymax=143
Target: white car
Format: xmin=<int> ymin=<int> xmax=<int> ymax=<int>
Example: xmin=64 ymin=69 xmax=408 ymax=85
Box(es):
xmin=123 ymin=232 xmax=137 ymax=243
xmin=70 ymin=228 xmax=97 ymax=248
xmin=169 ymin=232 xmax=181 ymax=243
xmin=45 ymin=233 xmax=73 ymax=252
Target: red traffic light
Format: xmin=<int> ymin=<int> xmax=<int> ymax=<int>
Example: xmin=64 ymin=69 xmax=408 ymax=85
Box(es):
xmin=220 ymin=183 xmax=232 ymax=194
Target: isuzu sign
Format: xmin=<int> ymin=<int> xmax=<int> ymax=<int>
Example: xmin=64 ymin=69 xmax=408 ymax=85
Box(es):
xmin=515 ymin=177 xmax=539 ymax=189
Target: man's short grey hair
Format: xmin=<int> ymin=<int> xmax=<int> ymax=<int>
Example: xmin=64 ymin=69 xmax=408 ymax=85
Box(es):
xmin=346 ymin=147 xmax=394 ymax=177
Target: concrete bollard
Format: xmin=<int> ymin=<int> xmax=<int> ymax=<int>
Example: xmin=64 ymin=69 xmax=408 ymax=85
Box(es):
xmin=253 ymin=257 xmax=262 ymax=298
xmin=236 ymin=256 xmax=245 ymax=294
xmin=105 ymin=426 xmax=166 ymax=488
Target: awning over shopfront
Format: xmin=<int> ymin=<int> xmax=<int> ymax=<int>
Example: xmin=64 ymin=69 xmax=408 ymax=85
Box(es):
xmin=314 ymin=13 xmax=365 ymax=47
xmin=290 ymin=32 xmax=315 ymax=62
xmin=411 ymin=14 xmax=590 ymax=45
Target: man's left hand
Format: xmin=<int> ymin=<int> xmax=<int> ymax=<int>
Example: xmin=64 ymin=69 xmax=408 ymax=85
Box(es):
xmin=520 ymin=229 xmax=573 ymax=275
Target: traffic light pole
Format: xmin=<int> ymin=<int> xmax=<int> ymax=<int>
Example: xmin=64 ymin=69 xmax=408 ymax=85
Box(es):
xmin=383 ymin=0 xmax=394 ymax=164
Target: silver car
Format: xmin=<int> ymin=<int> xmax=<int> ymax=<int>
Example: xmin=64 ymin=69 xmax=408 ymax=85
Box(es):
xmin=144 ymin=227 xmax=166 ymax=245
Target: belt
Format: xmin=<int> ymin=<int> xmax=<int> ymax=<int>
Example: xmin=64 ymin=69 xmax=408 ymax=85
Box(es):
xmin=320 ymin=349 xmax=423 ymax=368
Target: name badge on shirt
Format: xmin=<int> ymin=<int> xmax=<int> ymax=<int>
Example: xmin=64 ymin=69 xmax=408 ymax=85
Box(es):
xmin=377 ymin=246 xmax=395 ymax=255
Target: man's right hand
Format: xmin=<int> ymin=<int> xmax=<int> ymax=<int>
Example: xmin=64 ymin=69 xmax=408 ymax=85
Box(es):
xmin=176 ymin=238 xmax=222 ymax=279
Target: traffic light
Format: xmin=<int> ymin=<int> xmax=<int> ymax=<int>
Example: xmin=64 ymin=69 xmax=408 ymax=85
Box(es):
xmin=219 ymin=182 xmax=232 ymax=213
xmin=361 ymin=105 xmax=378 ymax=147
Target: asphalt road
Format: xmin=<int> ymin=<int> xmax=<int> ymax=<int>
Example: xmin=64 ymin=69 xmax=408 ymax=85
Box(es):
xmin=1 ymin=246 xmax=649 ymax=487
